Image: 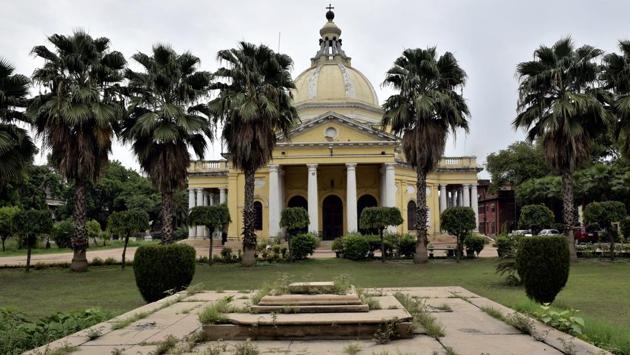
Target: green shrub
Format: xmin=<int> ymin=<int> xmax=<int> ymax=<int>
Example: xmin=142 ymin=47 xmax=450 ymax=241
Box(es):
xmin=464 ymin=234 xmax=486 ymax=257
xmin=518 ymin=204 xmax=554 ymax=235
xmin=52 ymin=219 xmax=74 ymax=249
xmin=290 ymin=233 xmax=319 ymax=260
xmin=133 ymin=244 xmax=196 ymax=302
xmin=359 ymin=207 xmax=403 ymax=262
xmin=622 ymin=217 xmax=630 ymax=241
xmin=440 ymin=207 xmax=476 ymax=261
xmin=516 ymin=236 xmax=569 ymax=304
xmin=495 ymin=234 xmax=513 ymax=257
xmin=398 ymin=234 xmax=416 ymax=258
xmin=342 ymin=235 xmax=370 ymax=260
xmin=280 ymin=207 xmax=309 ymax=236
xmin=0 ymin=308 xmax=110 ymax=355
xmin=332 ymin=237 xmax=344 ymax=256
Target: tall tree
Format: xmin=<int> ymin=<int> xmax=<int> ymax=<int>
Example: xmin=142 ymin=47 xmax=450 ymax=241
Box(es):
xmin=208 ymin=42 xmax=298 ymax=266
xmin=602 ymin=40 xmax=630 ymax=158
xmin=382 ymin=48 xmax=470 ymax=264
xmin=28 ymin=31 xmax=126 ymax=271
xmin=486 ymin=141 xmax=550 ymax=190
xmin=514 ymin=38 xmax=609 ymax=261
xmin=0 ymin=59 xmax=37 ymax=183
xmin=121 ymin=45 xmax=211 ymax=244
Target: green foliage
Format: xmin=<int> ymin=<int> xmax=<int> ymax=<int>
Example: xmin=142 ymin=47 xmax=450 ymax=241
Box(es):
xmin=534 ymin=305 xmax=585 ymax=336
xmin=464 ymin=235 xmax=486 ymax=256
xmin=486 ymin=141 xmax=550 ymax=190
xmin=515 ymin=175 xmax=561 ymax=207
xmin=86 ymin=219 xmax=101 ymax=243
xmin=108 ymin=210 xmax=150 ymax=239
xmin=518 ymin=204 xmax=554 ymax=234
xmin=495 ymin=234 xmax=519 ymax=258
xmin=198 ymin=296 xmax=233 ymax=324
xmin=0 ymin=307 xmax=109 ymax=355
xmin=331 ymin=237 xmax=344 ymax=254
xmin=13 ymin=209 xmax=53 ymax=247
xmin=188 ymin=205 xmax=231 ymax=230
xmin=279 ymin=207 xmax=309 ymax=235
xmin=517 ymin=236 xmax=570 ymax=304
xmin=0 ymin=206 xmax=20 ymax=250
xmin=398 ymin=234 xmax=417 ymax=258
xmin=393 ymin=292 xmax=445 ymax=338
xmin=133 ymin=244 xmax=196 ymax=302
xmin=52 ymin=219 xmax=74 ymax=249
xmin=621 ymin=217 xmax=630 ymax=240
xmin=341 ymin=235 xmax=370 ymax=260
xmin=584 ymin=201 xmax=627 ymax=229
xmin=359 ymin=207 xmax=403 ymax=232
xmin=440 ymin=207 xmax=476 ymax=260
xmin=289 ymin=233 xmax=319 ymax=260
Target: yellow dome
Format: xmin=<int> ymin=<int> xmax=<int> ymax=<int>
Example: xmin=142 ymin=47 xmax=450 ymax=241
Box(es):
xmin=293 ymin=60 xmax=379 ymax=107
xmin=292 ymin=10 xmax=382 ymax=122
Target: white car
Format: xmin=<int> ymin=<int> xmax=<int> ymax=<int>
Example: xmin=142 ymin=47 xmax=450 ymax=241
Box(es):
xmin=539 ymin=229 xmax=560 ymax=236
xmin=509 ymin=229 xmax=532 ymax=237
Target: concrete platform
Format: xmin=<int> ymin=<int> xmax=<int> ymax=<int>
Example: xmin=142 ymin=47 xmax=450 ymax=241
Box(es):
xmin=27 ymin=287 xmax=610 ymax=355
xmin=288 ymin=281 xmax=337 ymax=294
xmin=258 ymin=293 xmax=362 ymax=306
xmin=250 ymin=303 xmax=369 ymax=313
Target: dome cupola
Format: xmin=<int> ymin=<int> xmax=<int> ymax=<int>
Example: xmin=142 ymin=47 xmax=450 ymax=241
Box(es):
xmin=292 ymin=5 xmax=382 ymax=122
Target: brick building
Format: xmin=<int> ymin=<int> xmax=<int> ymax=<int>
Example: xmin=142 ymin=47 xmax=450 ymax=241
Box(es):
xmin=477 ymin=180 xmax=517 ymax=236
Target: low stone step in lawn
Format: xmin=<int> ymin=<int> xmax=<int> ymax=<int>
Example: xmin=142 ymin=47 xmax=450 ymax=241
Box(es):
xmin=250 ymin=303 xmax=370 ymax=313
xmin=258 ymin=293 xmax=362 ymax=306
xmin=288 ymin=281 xmax=336 ymax=294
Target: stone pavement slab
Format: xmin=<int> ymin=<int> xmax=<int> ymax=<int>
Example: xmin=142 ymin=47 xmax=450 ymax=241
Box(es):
xmin=440 ymin=334 xmax=563 ymax=355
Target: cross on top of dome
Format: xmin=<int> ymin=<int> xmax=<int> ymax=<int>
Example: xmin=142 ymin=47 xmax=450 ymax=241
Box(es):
xmin=325 ymin=4 xmax=335 ymax=21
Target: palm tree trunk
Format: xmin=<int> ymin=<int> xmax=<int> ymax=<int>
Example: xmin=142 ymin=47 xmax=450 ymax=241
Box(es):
xmin=414 ymin=167 xmax=429 ymax=264
xmin=1 ymin=237 xmax=5 ymax=252
xmin=121 ymin=235 xmax=129 ymax=270
xmin=70 ymin=182 xmax=89 ymax=272
xmin=561 ymin=171 xmax=578 ymax=261
xmin=161 ymin=191 xmax=174 ymax=244
xmin=242 ymin=168 xmax=257 ymax=266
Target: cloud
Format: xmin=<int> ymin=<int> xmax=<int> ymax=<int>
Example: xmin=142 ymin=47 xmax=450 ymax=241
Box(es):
xmin=3 ymin=0 xmax=628 ymax=177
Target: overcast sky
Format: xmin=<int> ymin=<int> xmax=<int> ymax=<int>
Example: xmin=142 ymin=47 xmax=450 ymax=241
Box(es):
xmin=2 ymin=0 xmax=629 ymax=177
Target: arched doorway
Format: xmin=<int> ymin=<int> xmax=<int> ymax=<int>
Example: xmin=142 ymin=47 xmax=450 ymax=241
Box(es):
xmin=287 ymin=195 xmax=308 ymax=234
xmin=288 ymin=195 xmax=308 ymax=210
xmin=322 ymin=195 xmax=343 ymax=240
xmin=357 ymin=194 xmax=378 ymax=234
xmin=407 ymin=200 xmax=417 ymax=231
xmin=253 ymin=201 xmax=263 ymax=231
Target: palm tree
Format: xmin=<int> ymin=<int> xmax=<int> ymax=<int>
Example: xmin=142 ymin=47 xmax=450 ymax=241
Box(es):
xmin=382 ymin=48 xmax=470 ymax=264
xmin=121 ymin=45 xmax=212 ymax=244
xmin=602 ymin=40 xmax=630 ymax=157
xmin=28 ymin=31 xmax=126 ymax=271
xmin=0 ymin=59 xmax=37 ymax=183
xmin=514 ymin=38 xmax=609 ymax=261
xmin=208 ymin=42 xmax=298 ymax=266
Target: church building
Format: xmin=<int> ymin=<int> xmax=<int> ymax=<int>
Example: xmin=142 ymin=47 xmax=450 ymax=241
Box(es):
xmin=187 ymin=9 xmax=481 ymax=241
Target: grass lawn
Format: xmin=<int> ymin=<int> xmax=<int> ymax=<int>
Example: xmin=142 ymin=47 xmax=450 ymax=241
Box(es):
xmin=1 ymin=258 xmax=629 ymax=351
xmin=0 ymin=239 xmax=156 ymax=257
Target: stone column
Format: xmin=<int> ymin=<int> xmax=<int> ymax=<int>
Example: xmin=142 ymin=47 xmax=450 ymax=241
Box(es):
xmin=471 ymin=183 xmax=479 ymax=231
xmin=268 ymin=164 xmax=280 ymax=237
xmin=463 ymin=184 xmax=471 ymax=207
xmin=195 ymin=188 xmax=204 ymax=238
xmin=219 ymin=188 xmax=227 ymax=204
xmin=346 ymin=163 xmax=358 ymax=233
xmin=307 ymin=164 xmax=319 ymax=233
xmin=188 ymin=188 xmax=195 ymax=238
xmin=384 ymin=163 xmax=396 ymax=207
xmin=379 ymin=166 xmax=386 ymax=207
xmin=457 ymin=187 xmax=463 ymax=206
xmin=439 ymin=184 xmax=447 ymax=213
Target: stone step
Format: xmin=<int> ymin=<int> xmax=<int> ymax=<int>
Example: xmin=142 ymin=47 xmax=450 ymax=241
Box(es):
xmin=288 ymin=281 xmax=336 ymax=294
xmin=203 ymin=321 xmax=414 ymax=340
xmin=258 ymin=293 xmax=362 ymax=306
xmin=250 ymin=304 xmax=370 ymax=314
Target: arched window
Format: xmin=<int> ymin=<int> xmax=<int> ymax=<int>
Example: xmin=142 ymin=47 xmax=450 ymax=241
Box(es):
xmin=254 ymin=201 xmax=263 ymax=230
xmin=357 ymin=194 xmax=378 ymax=220
xmin=407 ymin=200 xmax=417 ymax=231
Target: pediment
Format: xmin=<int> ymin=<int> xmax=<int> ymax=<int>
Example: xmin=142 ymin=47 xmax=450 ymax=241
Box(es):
xmin=281 ymin=112 xmax=398 ymax=144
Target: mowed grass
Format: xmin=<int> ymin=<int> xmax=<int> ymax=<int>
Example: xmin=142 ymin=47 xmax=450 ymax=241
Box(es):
xmin=0 ymin=258 xmax=628 ymax=325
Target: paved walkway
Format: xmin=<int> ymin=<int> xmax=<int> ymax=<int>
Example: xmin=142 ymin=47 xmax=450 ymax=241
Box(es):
xmin=0 ymin=241 xmax=498 ymax=267
xmin=28 ymin=287 xmax=606 ymax=355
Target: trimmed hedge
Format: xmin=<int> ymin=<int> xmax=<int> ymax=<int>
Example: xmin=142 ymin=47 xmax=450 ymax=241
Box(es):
xmin=516 ymin=236 xmax=569 ymax=304
xmin=464 ymin=235 xmax=486 ymax=257
xmin=342 ymin=235 xmax=370 ymax=260
xmin=398 ymin=234 xmax=416 ymax=258
xmin=290 ymin=233 xmax=319 ymax=260
xmin=134 ymin=244 xmax=196 ymax=302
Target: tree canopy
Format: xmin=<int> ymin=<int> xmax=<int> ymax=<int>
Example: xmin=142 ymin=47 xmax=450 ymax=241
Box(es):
xmin=518 ymin=204 xmax=555 ymax=234
xmin=486 ymin=141 xmax=550 ymax=190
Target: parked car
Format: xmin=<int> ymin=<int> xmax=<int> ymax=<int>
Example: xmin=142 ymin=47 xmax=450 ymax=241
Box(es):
xmin=509 ymin=229 xmax=532 ymax=237
xmin=574 ymin=226 xmax=601 ymax=244
xmin=539 ymin=229 xmax=560 ymax=236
